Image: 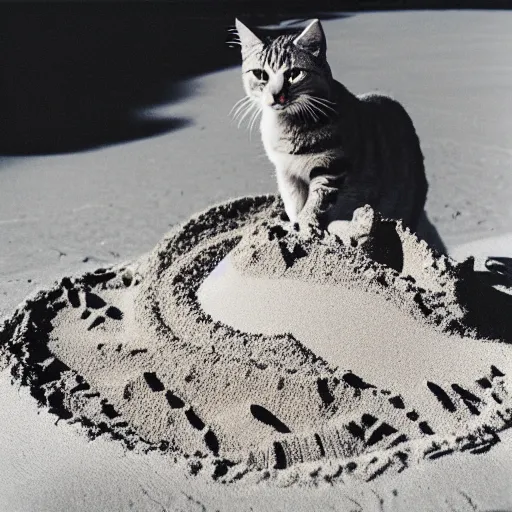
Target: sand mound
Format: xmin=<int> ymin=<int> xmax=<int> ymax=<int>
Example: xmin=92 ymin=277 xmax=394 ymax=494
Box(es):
xmin=1 ymin=195 xmax=511 ymax=484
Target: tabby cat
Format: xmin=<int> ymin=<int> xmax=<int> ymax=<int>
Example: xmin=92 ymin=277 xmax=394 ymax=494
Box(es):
xmin=234 ymin=18 xmax=428 ymax=234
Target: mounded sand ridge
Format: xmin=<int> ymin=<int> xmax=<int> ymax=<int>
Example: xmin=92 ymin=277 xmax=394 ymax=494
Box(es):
xmin=1 ymin=195 xmax=511 ymax=484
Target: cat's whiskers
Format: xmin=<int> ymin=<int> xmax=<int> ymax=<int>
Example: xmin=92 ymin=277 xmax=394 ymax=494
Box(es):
xmin=301 ymin=95 xmax=335 ymax=121
xmin=237 ymin=101 xmax=259 ymax=129
xmin=301 ymin=100 xmax=319 ymax=123
xmin=293 ymin=99 xmax=317 ymax=124
xmin=306 ymin=94 xmax=336 ymax=106
xmin=248 ymin=105 xmax=263 ymax=140
xmin=232 ymin=99 xmax=256 ymax=126
xmin=288 ymin=102 xmax=304 ymax=124
xmin=232 ymin=101 xmax=253 ymax=121
xmin=307 ymin=95 xmax=338 ymax=115
xmin=230 ymin=96 xmax=252 ymax=118
xmin=305 ymin=99 xmax=327 ymax=119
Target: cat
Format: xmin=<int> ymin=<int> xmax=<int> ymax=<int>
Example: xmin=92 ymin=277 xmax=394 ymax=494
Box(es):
xmin=234 ymin=18 xmax=428 ymax=236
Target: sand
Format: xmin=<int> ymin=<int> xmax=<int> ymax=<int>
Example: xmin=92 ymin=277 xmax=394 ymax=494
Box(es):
xmin=2 ymin=9 xmax=512 ymax=512
xmin=1 ymin=194 xmax=511 ymax=490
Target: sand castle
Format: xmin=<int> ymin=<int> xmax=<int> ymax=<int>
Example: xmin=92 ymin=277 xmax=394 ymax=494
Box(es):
xmin=1 ymin=195 xmax=511 ymax=484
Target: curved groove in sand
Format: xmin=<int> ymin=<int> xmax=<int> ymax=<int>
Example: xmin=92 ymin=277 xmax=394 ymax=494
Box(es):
xmin=1 ymin=195 xmax=511 ymax=484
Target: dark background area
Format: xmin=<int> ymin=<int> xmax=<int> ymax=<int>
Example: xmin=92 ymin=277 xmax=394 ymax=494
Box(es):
xmin=1 ymin=1 xmax=510 ymax=155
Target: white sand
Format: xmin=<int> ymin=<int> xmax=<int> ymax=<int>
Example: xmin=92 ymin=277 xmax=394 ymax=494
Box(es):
xmin=1 ymin=9 xmax=512 ymax=512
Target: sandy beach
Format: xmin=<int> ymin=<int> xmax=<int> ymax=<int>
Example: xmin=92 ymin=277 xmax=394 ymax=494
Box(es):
xmin=1 ymin=8 xmax=512 ymax=512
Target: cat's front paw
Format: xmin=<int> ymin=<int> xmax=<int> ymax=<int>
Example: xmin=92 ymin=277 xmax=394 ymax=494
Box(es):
xmin=297 ymin=217 xmax=325 ymax=241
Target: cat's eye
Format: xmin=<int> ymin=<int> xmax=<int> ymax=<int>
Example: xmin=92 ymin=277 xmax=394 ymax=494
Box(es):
xmin=252 ymin=69 xmax=268 ymax=81
xmin=288 ymin=69 xmax=305 ymax=84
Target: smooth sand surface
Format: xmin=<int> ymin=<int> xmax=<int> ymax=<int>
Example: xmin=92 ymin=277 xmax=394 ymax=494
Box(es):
xmin=1 ymin=10 xmax=512 ymax=512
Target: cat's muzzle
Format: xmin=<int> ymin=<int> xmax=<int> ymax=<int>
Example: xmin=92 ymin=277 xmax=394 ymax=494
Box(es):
xmin=271 ymin=93 xmax=289 ymax=110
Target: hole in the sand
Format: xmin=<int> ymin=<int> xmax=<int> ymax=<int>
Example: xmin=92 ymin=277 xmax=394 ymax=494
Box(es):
xmin=122 ymin=271 xmax=133 ymax=287
xmin=389 ymin=434 xmax=408 ymax=447
xmin=314 ymin=433 xmax=326 ymax=457
xmin=84 ymin=271 xmax=117 ymax=286
xmin=123 ymin=383 xmax=132 ymax=400
xmin=189 ymin=461 xmax=203 ymax=476
xmin=143 ymin=372 xmax=165 ymax=392
xmin=418 ymin=421 xmax=434 ymax=435
xmin=212 ymin=460 xmax=235 ymax=480
xmin=250 ymin=404 xmax=291 ymax=434
xmin=278 ymin=241 xmax=308 ymax=269
xmin=85 ymin=292 xmax=107 ymax=309
xmin=185 ymin=409 xmax=205 ymax=431
xmin=347 ymin=424 xmax=362 ymax=440
xmin=491 ymin=365 xmax=505 ymax=378
xmin=70 ymin=381 xmax=90 ymax=394
xmin=268 ymin=225 xmax=288 ymax=241
xmin=204 ymin=429 xmax=219 ymax=455
xmin=345 ymin=461 xmax=357 ymax=473
xmin=451 ymin=384 xmax=481 ymax=415
xmin=342 ymin=372 xmax=376 ymax=391
xmin=366 ymin=422 xmax=398 ymax=446
xmin=492 ymin=392 xmax=503 ymax=404
xmin=427 ymin=381 xmax=456 ymax=413
xmin=346 ymin=414 xmax=378 ymax=441
xmin=67 ymin=288 xmax=80 ymax=308
xmin=428 ymin=447 xmax=454 ymax=460
xmin=87 ymin=316 xmax=105 ymax=331
xmin=272 ymin=441 xmax=287 ymax=469
xmin=317 ymin=378 xmax=335 ymax=407
xmin=165 ymin=390 xmax=185 ymax=409
xmin=406 ymin=410 xmax=419 ymax=421
xmin=477 ymin=377 xmax=492 ymax=389
xmin=105 ymin=306 xmax=123 ymax=320
xmin=388 ymin=395 xmax=405 ymax=409
xmin=101 ymin=401 xmax=120 ymax=419
xmin=61 ymin=277 xmax=73 ymax=289
xmin=130 ymin=348 xmax=148 ymax=356
xmin=47 ymin=389 xmax=73 ymax=420
xmin=81 ymin=309 xmax=91 ymax=320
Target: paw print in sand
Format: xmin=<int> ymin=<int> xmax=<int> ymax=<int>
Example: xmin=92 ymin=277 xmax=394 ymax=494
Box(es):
xmin=62 ymin=273 xmax=124 ymax=330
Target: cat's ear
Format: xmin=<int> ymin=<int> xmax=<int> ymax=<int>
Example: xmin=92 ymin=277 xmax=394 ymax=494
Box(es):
xmin=293 ymin=19 xmax=326 ymax=58
xmin=235 ymin=19 xmax=263 ymax=57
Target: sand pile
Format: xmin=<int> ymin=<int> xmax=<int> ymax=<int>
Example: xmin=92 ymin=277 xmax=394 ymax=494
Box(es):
xmin=1 ymin=195 xmax=511 ymax=484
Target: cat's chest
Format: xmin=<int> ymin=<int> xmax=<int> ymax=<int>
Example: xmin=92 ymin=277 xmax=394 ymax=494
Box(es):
xmin=260 ymin=113 xmax=334 ymax=180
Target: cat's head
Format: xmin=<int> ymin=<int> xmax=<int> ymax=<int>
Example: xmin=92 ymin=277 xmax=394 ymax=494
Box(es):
xmin=235 ymin=19 xmax=334 ymax=119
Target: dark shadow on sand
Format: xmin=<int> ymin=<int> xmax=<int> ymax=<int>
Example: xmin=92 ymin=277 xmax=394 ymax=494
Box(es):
xmin=416 ymin=210 xmax=447 ymax=255
xmin=0 ymin=3 xmax=350 ymax=156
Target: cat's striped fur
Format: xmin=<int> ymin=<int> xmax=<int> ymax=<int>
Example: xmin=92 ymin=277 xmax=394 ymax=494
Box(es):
xmin=235 ymin=18 xmax=428 ymax=232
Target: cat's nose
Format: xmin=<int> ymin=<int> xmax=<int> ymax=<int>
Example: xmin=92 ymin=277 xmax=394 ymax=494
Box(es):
xmin=272 ymin=92 xmax=288 ymax=106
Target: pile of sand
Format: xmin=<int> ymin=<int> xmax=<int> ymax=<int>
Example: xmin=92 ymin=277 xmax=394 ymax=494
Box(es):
xmin=1 ymin=195 xmax=511 ymax=484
